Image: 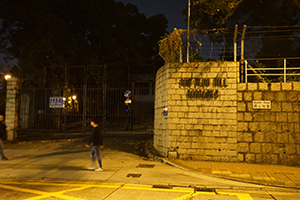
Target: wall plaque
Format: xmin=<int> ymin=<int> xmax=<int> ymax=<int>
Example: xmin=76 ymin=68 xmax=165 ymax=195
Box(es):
xmin=253 ymin=100 xmax=271 ymax=109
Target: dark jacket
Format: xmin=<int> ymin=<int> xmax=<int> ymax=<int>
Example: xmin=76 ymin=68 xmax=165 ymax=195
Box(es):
xmin=87 ymin=126 xmax=103 ymax=146
xmin=0 ymin=122 xmax=7 ymax=140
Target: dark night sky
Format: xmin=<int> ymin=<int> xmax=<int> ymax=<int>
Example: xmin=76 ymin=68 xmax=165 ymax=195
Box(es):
xmin=0 ymin=1 xmax=188 ymax=65
xmin=117 ymin=0 xmax=188 ymax=33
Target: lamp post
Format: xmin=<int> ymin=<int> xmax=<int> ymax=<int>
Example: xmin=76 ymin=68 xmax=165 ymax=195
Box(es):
xmin=187 ymin=0 xmax=191 ymax=63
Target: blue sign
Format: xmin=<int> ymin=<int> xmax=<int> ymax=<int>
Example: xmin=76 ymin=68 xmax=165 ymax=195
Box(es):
xmin=49 ymin=97 xmax=64 ymax=108
xmin=163 ymin=107 xmax=168 ymax=116
xmin=124 ymin=90 xmax=131 ymax=98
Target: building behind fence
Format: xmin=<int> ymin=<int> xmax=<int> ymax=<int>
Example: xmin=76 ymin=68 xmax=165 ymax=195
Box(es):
xmin=6 ymin=60 xmax=163 ymax=140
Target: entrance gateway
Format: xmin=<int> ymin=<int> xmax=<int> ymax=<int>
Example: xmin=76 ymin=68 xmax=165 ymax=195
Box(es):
xmin=154 ymin=62 xmax=300 ymax=166
xmin=154 ymin=62 xmax=239 ymax=162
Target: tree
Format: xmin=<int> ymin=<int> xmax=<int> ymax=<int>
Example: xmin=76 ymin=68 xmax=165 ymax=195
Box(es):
xmin=184 ymin=0 xmax=300 ymax=61
xmin=187 ymin=0 xmax=300 ymax=29
xmin=185 ymin=0 xmax=243 ymax=29
xmin=0 ymin=0 xmax=168 ymax=80
xmin=229 ymin=0 xmax=300 ymax=26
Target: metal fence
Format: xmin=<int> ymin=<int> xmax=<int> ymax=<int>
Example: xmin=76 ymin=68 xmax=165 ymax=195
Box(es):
xmin=18 ymin=61 xmax=161 ymax=140
xmin=158 ymin=28 xmax=236 ymax=62
xmin=160 ymin=25 xmax=300 ymax=61
xmin=244 ymin=58 xmax=300 ymax=83
xmin=241 ymin=25 xmax=300 ymax=83
xmin=159 ymin=25 xmax=300 ymax=83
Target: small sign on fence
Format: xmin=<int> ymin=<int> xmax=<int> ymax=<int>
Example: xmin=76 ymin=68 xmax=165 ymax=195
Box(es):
xmin=49 ymin=97 xmax=64 ymax=108
xmin=124 ymin=90 xmax=131 ymax=98
xmin=253 ymin=100 xmax=271 ymax=109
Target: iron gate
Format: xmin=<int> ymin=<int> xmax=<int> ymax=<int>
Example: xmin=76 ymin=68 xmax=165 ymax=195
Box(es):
xmin=18 ymin=62 xmax=160 ymax=140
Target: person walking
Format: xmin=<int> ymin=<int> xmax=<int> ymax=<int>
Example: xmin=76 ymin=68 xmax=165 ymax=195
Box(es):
xmin=85 ymin=120 xmax=103 ymax=171
xmin=0 ymin=115 xmax=8 ymax=161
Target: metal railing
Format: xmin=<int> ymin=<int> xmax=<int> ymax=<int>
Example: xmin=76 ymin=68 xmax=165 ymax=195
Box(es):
xmin=245 ymin=57 xmax=300 ymax=83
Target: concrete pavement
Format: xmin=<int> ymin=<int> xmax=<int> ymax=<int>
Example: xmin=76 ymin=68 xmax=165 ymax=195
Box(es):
xmin=145 ymin=141 xmax=300 ymax=189
xmin=1 ymin=139 xmax=256 ymax=188
xmin=1 ymin=139 xmax=299 ymax=189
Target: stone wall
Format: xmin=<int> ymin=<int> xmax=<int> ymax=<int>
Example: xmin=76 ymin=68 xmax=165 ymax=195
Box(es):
xmin=154 ymin=64 xmax=172 ymax=157
xmin=237 ymin=83 xmax=300 ymax=165
xmin=5 ymin=77 xmax=21 ymax=140
xmin=154 ymin=62 xmax=300 ymax=166
xmin=154 ymin=62 xmax=239 ymax=161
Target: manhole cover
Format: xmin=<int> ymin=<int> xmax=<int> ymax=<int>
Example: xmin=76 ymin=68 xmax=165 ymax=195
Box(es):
xmin=136 ymin=164 xmax=155 ymax=168
xmin=126 ymin=173 xmax=142 ymax=178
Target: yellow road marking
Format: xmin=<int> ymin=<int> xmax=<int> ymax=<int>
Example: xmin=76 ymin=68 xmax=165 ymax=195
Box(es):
xmin=0 ymin=184 xmax=47 ymax=195
xmin=25 ymin=186 xmax=93 ymax=200
xmin=0 ymin=183 xmax=89 ymax=200
xmin=172 ymin=191 xmax=254 ymax=200
xmin=172 ymin=192 xmax=199 ymax=200
xmin=122 ymin=185 xmax=193 ymax=193
xmin=0 ymin=179 xmax=120 ymax=188
xmin=172 ymin=191 xmax=218 ymax=200
xmin=0 ymin=179 xmax=298 ymax=200
xmin=219 ymin=192 xmax=253 ymax=200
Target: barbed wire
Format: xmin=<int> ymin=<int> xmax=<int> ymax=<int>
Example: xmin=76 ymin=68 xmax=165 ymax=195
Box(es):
xmin=159 ymin=25 xmax=300 ymax=62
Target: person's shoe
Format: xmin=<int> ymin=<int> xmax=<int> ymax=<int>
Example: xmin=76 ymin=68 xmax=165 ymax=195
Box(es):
xmin=95 ymin=168 xmax=103 ymax=172
xmin=86 ymin=167 xmax=95 ymax=170
xmin=1 ymin=157 xmax=8 ymax=161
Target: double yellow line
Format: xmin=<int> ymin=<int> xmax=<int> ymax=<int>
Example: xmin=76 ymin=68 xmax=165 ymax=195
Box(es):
xmin=0 ymin=179 xmax=256 ymax=200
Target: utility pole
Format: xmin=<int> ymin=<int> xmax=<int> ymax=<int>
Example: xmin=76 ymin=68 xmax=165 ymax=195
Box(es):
xmin=187 ymin=0 xmax=191 ymax=63
xmin=234 ymin=25 xmax=238 ymax=62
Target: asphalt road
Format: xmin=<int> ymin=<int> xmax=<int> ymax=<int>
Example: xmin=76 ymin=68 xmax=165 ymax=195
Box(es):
xmin=0 ymin=134 xmax=299 ymax=200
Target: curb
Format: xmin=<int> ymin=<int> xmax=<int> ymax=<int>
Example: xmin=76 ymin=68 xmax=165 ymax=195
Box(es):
xmin=145 ymin=140 xmax=187 ymax=171
xmin=145 ymin=140 xmax=300 ymax=190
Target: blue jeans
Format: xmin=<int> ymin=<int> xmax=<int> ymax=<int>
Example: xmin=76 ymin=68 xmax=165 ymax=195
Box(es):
xmin=90 ymin=145 xmax=102 ymax=168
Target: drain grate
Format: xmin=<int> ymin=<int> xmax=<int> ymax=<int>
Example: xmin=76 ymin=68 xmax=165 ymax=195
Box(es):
xmin=136 ymin=164 xmax=155 ymax=168
xmin=194 ymin=187 xmax=216 ymax=193
xmin=126 ymin=173 xmax=142 ymax=178
xmin=152 ymin=185 xmax=173 ymax=189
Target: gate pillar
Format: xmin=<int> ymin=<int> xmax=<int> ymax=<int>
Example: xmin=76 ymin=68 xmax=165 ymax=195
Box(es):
xmin=5 ymin=77 xmax=21 ymax=141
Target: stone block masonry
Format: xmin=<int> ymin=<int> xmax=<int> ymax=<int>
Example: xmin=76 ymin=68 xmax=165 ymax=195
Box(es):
xmin=5 ymin=77 xmax=21 ymax=140
xmin=154 ymin=62 xmax=239 ymax=162
xmin=237 ymin=83 xmax=300 ymax=166
xmin=155 ymin=62 xmax=300 ymax=166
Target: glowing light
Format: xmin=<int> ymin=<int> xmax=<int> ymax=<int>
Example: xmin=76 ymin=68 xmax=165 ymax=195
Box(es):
xmin=5 ymin=74 xmax=11 ymax=80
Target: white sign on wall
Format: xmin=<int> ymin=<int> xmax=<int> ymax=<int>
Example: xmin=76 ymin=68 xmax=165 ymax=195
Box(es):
xmin=253 ymin=100 xmax=271 ymax=109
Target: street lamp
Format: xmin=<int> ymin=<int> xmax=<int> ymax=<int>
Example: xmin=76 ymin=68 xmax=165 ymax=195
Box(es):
xmin=4 ymin=74 xmax=11 ymax=80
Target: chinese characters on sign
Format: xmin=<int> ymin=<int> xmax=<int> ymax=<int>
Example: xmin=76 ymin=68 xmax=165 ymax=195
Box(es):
xmin=179 ymin=77 xmax=227 ymax=100
xmin=253 ymin=100 xmax=271 ymax=109
xmin=49 ymin=97 xmax=64 ymax=108
xmin=179 ymin=77 xmax=227 ymax=88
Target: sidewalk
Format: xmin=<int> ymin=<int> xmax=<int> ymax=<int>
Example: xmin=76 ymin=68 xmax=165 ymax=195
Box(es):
xmin=145 ymin=141 xmax=300 ymax=188
xmin=2 ymin=139 xmax=300 ymax=188
xmin=168 ymin=159 xmax=300 ymax=188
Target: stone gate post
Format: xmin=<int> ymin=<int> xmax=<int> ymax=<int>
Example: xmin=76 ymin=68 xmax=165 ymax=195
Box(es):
xmin=5 ymin=77 xmax=21 ymax=141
